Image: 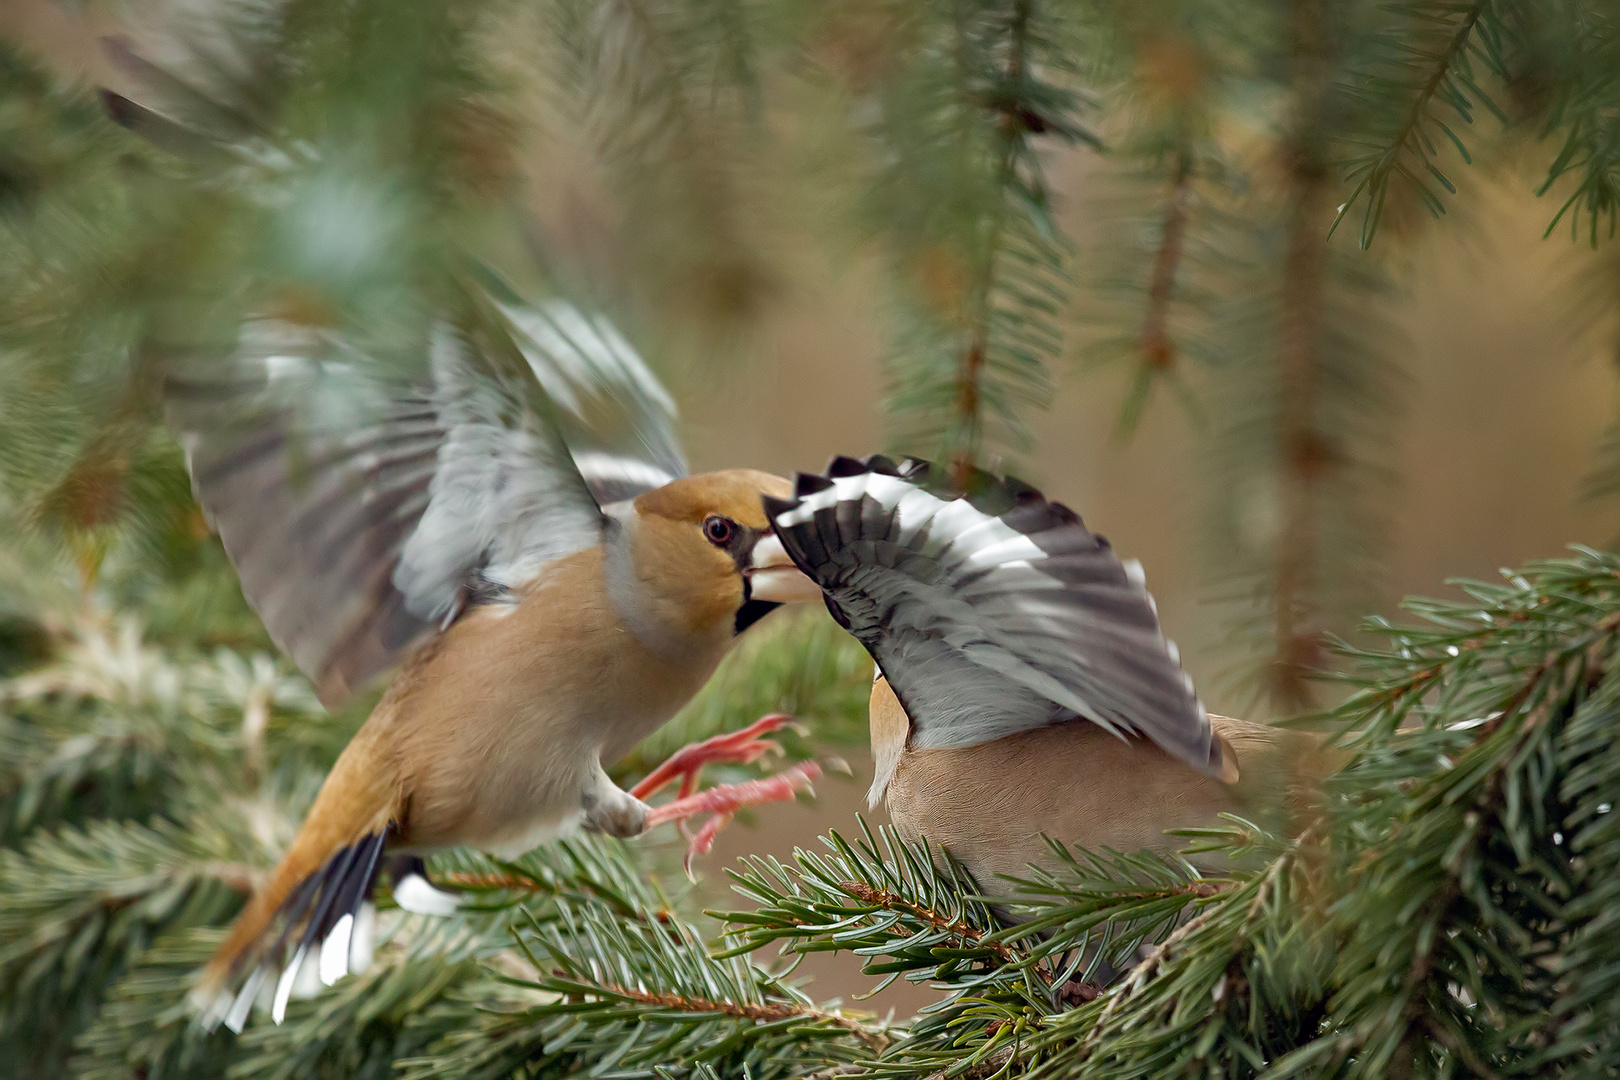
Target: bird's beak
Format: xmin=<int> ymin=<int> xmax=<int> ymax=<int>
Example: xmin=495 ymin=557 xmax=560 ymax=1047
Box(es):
xmin=747 ymin=534 xmax=822 ymax=604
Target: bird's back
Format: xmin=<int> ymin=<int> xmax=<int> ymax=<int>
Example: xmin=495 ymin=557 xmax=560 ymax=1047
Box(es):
xmin=881 ymin=713 xmax=1329 ymax=889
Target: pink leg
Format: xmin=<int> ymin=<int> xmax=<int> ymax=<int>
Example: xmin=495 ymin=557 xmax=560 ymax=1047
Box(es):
xmin=644 ymin=762 xmax=822 ymax=874
xmin=630 ymin=714 xmax=796 ymax=801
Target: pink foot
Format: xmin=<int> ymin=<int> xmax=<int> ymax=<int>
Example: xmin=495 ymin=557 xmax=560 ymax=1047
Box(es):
xmin=633 ymin=717 xmax=821 ymax=874
xmin=647 ymin=763 xmax=822 ymax=874
xmin=630 ymin=714 xmax=797 ymax=801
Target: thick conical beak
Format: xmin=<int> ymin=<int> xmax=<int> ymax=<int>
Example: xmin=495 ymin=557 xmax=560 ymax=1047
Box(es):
xmin=747 ymin=534 xmax=823 ymax=604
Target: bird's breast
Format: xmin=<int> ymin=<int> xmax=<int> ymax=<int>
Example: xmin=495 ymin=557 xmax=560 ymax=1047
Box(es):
xmin=383 ymin=548 xmax=729 ymax=848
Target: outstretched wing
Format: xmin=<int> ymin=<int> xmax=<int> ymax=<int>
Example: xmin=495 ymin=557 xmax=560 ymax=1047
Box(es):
xmin=500 ymin=299 xmax=687 ymax=504
xmin=764 ymin=455 xmax=1227 ymax=801
xmin=166 ymin=301 xmax=685 ymax=705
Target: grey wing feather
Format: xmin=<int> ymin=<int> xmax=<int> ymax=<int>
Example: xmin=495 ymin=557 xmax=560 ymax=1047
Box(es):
xmin=394 ymin=323 xmax=605 ymax=617
xmin=166 ymin=301 xmax=675 ymax=706
xmin=764 ymin=456 xmax=1225 ymax=792
xmin=501 ymin=300 xmax=687 ymax=503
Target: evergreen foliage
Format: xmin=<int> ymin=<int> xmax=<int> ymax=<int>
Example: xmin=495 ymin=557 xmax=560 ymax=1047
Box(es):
xmin=2 ymin=0 xmax=1620 ymax=1077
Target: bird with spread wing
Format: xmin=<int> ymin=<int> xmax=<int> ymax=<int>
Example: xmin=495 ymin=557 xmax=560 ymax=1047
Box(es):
xmin=760 ymin=455 xmax=1329 ymax=890
xmin=174 ymin=297 xmax=826 ymax=1031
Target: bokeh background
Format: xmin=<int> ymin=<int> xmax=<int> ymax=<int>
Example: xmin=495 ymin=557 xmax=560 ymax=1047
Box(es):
xmin=4 ymin=0 xmax=1620 ymax=1030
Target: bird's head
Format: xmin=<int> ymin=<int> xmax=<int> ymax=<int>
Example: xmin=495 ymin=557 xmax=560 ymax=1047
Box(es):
xmin=621 ymin=469 xmax=823 ymax=643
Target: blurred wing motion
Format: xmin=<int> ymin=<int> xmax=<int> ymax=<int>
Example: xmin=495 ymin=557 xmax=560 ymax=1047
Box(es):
xmin=763 ymin=455 xmax=1227 ymax=803
xmin=500 ymin=300 xmax=686 ymax=503
xmin=165 ymin=301 xmax=686 ymax=705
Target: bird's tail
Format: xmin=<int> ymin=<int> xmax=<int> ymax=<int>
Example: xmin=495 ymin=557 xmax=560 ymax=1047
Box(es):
xmin=193 ymin=819 xmax=389 ymax=1031
xmin=192 ymin=739 xmax=454 ymax=1032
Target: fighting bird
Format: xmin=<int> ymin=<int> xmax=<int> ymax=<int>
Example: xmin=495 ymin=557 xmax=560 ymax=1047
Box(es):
xmin=760 ymin=455 xmax=1326 ymax=889
xmin=173 ymin=300 xmax=825 ymax=1030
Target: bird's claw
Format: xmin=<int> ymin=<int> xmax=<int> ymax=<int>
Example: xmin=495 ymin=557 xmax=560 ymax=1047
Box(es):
xmin=1057 ymin=978 xmax=1104 ymax=1008
xmin=629 ymin=713 xmax=797 ymax=801
xmin=644 ymin=761 xmax=822 ymax=877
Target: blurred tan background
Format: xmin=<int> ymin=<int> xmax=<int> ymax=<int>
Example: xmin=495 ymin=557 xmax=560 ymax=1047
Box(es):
xmin=697 ymin=175 xmax=1619 ymax=1012
xmin=8 ymin=0 xmax=1617 ymax=1017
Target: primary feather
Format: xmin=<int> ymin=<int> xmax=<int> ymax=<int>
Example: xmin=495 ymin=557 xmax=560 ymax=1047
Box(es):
xmin=165 ymin=301 xmax=686 ymax=705
xmin=764 ymin=455 xmax=1227 ymax=801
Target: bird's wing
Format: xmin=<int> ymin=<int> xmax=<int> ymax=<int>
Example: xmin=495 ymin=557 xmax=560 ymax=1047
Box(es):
xmin=498 ymin=298 xmax=687 ymax=504
xmin=165 ymin=300 xmax=684 ymax=705
xmin=764 ymin=455 xmax=1228 ymax=793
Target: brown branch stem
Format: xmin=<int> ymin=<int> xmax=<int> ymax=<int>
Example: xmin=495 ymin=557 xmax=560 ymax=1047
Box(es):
xmin=1083 ymin=853 xmax=1291 ymax=1053
xmin=1271 ymin=0 xmax=1335 ymax=711
xmin=1380 ymin=3 xmax=1491 ymax=184
xmin=949 ymin=0 xmax=1033 ymax=488
xmin=840 ymin=880 xmax=1028 ymax=971
xmin=580 ymin=978 xmax=891 ymax=1052
xmin=1139 ymin=145 xmax=1194 ymax=370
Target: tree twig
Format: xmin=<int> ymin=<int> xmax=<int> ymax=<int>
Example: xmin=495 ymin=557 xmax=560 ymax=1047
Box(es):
xmin=1271 ymin=0 xmax=1336 ymax=711
xmin=841 ymin=880 xmax=1026 ymax=970
xmin=950 ymin=0 xmax=1034 ymax=487
xmin=1139 ymin=144 xmax=1194 ymax=370
xmin=572 ymin=978 xmax=892 ymax=1052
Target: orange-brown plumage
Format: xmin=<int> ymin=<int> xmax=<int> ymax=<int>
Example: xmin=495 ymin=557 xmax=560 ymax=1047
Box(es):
xmin=757 ymin=455 xmax=1324 ymax=894
xmin=871 ymin=676 xmax=1329 ymax=884
xmin=635 ymin=469 xmax=788 ymax=527
xmin=194 ymin=468 xmax=815 ymax=1024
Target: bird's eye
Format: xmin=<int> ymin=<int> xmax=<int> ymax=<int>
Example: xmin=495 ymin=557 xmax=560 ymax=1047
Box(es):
xmin=703 ymin=516 xmax=736 ymax=546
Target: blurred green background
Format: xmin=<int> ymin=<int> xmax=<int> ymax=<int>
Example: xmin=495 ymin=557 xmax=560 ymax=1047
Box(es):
xmin=7 ymin=0 xmax=1616 ymax=705
xmin=3 ymin=0 xmax=1620 ymax=1039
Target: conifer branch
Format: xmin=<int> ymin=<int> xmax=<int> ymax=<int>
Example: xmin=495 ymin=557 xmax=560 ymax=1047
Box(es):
xmin=1137 ymin=144 xmax=1194 ymax=374
xmin=1335 ymin=0 xmax=1499 ymax=246
xmin=878 ymin=0 xmax=1084 ymax=474
xmin=840 ymin=879 xmax=1026 ymax=970
xmin=1270 ymin=0 xmax=1337 ymax=712
xmin=948 ymin=0 xmax=1033 ymax=487
xmin=546 ymin=0 xmax=765 ymax=329
xmin=554 ymin=976 xmax=892 ymax=1052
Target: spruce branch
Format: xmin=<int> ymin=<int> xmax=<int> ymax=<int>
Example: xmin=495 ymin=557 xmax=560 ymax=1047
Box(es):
xmin=945 ymin=0 xmax=1033 ymax=487
xmin=1136 ymin=142 xmax=1195 ymax=378
xmin=838 ymin=879 xmax=1027 ymax=971
xmin=1534 ymin=5 xmax=1620 ymax=244
xmin=413 ymin=883 xmax=885 ymax=1080
xmin=0 ymin=817 xmax=251 ymax=1074
xmin=541 ymin=0 xmax=769 ymax=330
xmin=547 ymin=977 xmax=891 ymax=1053
xmin=873 ymin=0 xmax=1090 ymax=475
xmin=1334 ymin=0 xmax=1504 ymax=247
xmin=1269 ymin=0 xmax=1338 ymax=714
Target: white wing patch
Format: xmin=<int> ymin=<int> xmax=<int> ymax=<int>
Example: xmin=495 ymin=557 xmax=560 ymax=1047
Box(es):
xmin=571 ymin=451 xmax=677 ymax=493
xmin=774 ymin=470 xmax=1049 ymax=573
xmin=320 ymin=913 xmax=355 ymax=986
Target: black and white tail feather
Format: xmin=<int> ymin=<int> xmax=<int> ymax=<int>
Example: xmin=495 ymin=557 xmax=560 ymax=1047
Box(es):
xmin=195 ymin=840 xmax=460 ymax=1032
xmin=763 ymin=455 xmax=1231 ymax=805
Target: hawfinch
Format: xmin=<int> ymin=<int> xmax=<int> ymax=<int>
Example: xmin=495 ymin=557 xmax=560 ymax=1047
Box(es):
xmin=173 ymin=301 xmax=824 ymax=1030
xmin=760 ymin=456 xmax=1324 ymax=888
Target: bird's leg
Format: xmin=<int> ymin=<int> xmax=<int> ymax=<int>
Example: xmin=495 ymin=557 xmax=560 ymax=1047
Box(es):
xmin=629 ymin=714 xmax=797 ymax=802
xmin=580 ymin=766 xmax=652 ymax=839
xmin=644 ymin=762 xmax=822 ymax=874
